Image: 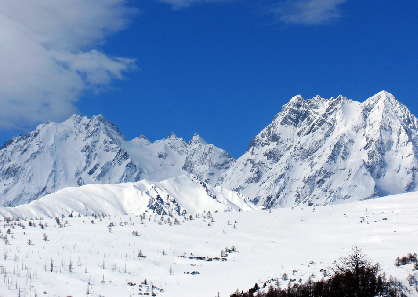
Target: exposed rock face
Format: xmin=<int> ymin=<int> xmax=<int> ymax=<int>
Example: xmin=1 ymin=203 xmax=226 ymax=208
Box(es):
xmin=183 ymin=133 xmax=235 ymax=185
xmin=218 ymin=91 xmax=418 ymax=208
xmin=2 ymin=91 xmax=417 ymax=209
xmin=0 ymin=115 xmax=234 ymax=206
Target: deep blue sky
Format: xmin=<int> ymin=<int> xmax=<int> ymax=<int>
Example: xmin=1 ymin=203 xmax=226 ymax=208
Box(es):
xmin=1 ymin=1 xmax=417 ymax=158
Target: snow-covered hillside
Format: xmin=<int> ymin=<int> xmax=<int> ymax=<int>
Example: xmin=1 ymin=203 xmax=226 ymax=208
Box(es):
xmin=219 ymin=91 xmax=418 ymax=208
xmin=1 ymin=192 xmax=418 ymax=296
xmin=0 ymin=115 xmax=234 ymax=206
xmin=0 ymin=175 xmax=258 ymax=218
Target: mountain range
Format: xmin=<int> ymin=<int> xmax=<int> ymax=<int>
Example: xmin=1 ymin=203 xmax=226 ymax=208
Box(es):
xmin=1 ymin=90 xmax=417 ymax=209
xmin=0 ymin=115 xmax=234 ymax=206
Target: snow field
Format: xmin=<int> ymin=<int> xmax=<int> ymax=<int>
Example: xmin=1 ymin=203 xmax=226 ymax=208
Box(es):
xmin=1 ymin=192 xmax=418 ymax=296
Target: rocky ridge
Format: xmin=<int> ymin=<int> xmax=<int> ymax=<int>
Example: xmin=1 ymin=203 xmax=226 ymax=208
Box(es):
xmin=218 ymin=91 xmax=418 ymax=208
xmin=1 ymin=91 xmax=417 ymax=209
xmin=0 ymin=115 xmax=234 ymax=206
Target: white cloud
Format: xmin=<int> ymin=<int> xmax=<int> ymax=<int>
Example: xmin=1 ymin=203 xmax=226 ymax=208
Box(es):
xmin=272 ymin=0 xmax=347 ymax=25
xmin=159 ymin=0 xmax=228 ymax=10
xmin=0 ymin=0 xmax=137 ymax=130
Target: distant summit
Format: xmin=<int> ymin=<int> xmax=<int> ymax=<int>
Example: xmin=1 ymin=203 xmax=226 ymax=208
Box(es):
xmin=0 ymin=115 xmax=234 ymax=206
xmin=189 ymin=133 xmax=208 ymax=145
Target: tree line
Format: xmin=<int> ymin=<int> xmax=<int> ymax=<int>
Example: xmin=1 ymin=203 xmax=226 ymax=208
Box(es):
xmin=231 ymin=248 xmax=407 ymax=297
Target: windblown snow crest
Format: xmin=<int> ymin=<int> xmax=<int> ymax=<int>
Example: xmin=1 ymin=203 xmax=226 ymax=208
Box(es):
xmin=0 ymin=175 xmax=259 ymax=218
xmin=218 ymin=91 xmax=418 ymax=208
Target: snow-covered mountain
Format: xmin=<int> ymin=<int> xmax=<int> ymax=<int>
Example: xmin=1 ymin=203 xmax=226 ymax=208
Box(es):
xmin=2 ymin=91 xmax=417 ymax=209
xmin=0 ymin=175 xmax=258 ymax=218
xmin=0 ymin=115 xmax=234 ymax=206
xmin=219 ymin=91 xmax=418 ymax=208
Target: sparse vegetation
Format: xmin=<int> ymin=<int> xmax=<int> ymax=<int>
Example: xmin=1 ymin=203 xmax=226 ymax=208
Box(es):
xmin=0 ymin=198 xmax=417 ymax=296
xmin=395 ymin=253 xmax=418 ymax=292
xmin=395 ymin=253 xmax=418 ymax=269
xmin=230 ymin=248 xmax=407 ymax=297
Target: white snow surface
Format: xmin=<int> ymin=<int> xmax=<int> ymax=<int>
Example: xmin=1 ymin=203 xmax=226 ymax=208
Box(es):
xmin=219 ymin=91 xmax=418 ymax=208
xmin=0 ymin=116 xmax=234 ymax=207
xmin=0 ymin=175 xmax=258 ymax=218
xmin=1 ymin=192 xmax=418 ymax=296
xmin=1 ymin=90 xmax=418 ymax=210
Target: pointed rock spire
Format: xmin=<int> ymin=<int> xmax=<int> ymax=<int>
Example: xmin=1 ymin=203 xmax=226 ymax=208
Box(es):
xmin=189 ymin=133 xmax=207 ymax=145
xmin=167 ymin=132 xmax=178 ymax=140
xmin=288 ymin=95 xmax=305 ymax=106
xmin=132 ymin=134 xmax=151 ymax=145
xmin=366 ymin=90 xmax=397 ymax=105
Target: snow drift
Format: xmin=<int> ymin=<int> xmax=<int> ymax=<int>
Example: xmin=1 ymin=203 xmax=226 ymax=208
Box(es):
xmin=0 ymin=175 xmax=258 ymax=218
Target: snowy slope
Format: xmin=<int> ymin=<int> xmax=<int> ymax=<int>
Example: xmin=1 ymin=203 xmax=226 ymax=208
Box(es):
xmin=182 ymin=133 xmax=235 ymax=185
xmin=0 ymin=116 xmax=234 ymax=206
xmin=0 ymin=175 xmax=258 ymax=218
xmin=1 ymin=192 xmax=418 ymax=296
xmin=219 ymin=91 xmax=418 ymax=208
xmin=2 ymin=91 xmax=417 ymax=209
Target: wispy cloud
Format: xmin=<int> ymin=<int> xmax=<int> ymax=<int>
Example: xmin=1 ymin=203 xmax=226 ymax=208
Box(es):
xmin=0 ymin=1 xmax=137 ymax=130
xmin=272 ymin=0 xmax=347 ymax=25
xmin=159 ymin=0 xmax=229 ymax=10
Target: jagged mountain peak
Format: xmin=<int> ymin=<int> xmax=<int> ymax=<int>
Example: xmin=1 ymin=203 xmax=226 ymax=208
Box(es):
xmin=135 ymin=134 xmax=150 ymax=143
xmin=2 ymin=91 xmax=416 ymax=209
xmin=364 ymin=91 xmax=400 ymax=113
xmin=130 ymin=134 xmax=151 ymax=146
xmin=92 ymin=114 xmax=105 ymax=120
xmin=367 ymin=90 xmax=395 ymax=103
xmin=68 ymin=114 xmax=87 ymax=123
xmin=189 ymin=133 xmax=208 ymax=145
xmin=288 ymin=94 xmax=304 ymax=105
xmin=183 ymin=132 xmax=235 ymax=184
xmin=0 ymin=114 xmax=235 ymax=207
xmin=31 ymin=114 xmax=126 ymax=145
xmin=220 ymin=91 xmax=418 ymax=208
xmin=155 ymin=132 xmax=188 ymax=155
xmin=284 ymin=94 xmax=350 ymax=111
xmin=363 ymin=92 xmax=418 ymax=134
xmin=167 ymin=132 xmax=178 ymax=139
xmin=257 ymin=92 xmax=402 ymax=150
xmin=86 ymin=114 xmax=126 ymax=143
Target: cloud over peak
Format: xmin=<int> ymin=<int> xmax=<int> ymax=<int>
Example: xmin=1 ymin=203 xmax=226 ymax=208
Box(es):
xmin=0 ymin=0 xmax=137 ymax=130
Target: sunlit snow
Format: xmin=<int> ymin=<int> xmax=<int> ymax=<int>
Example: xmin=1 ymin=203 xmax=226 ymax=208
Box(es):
xmin=1 ymin=190 xmax=418 ymax=296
